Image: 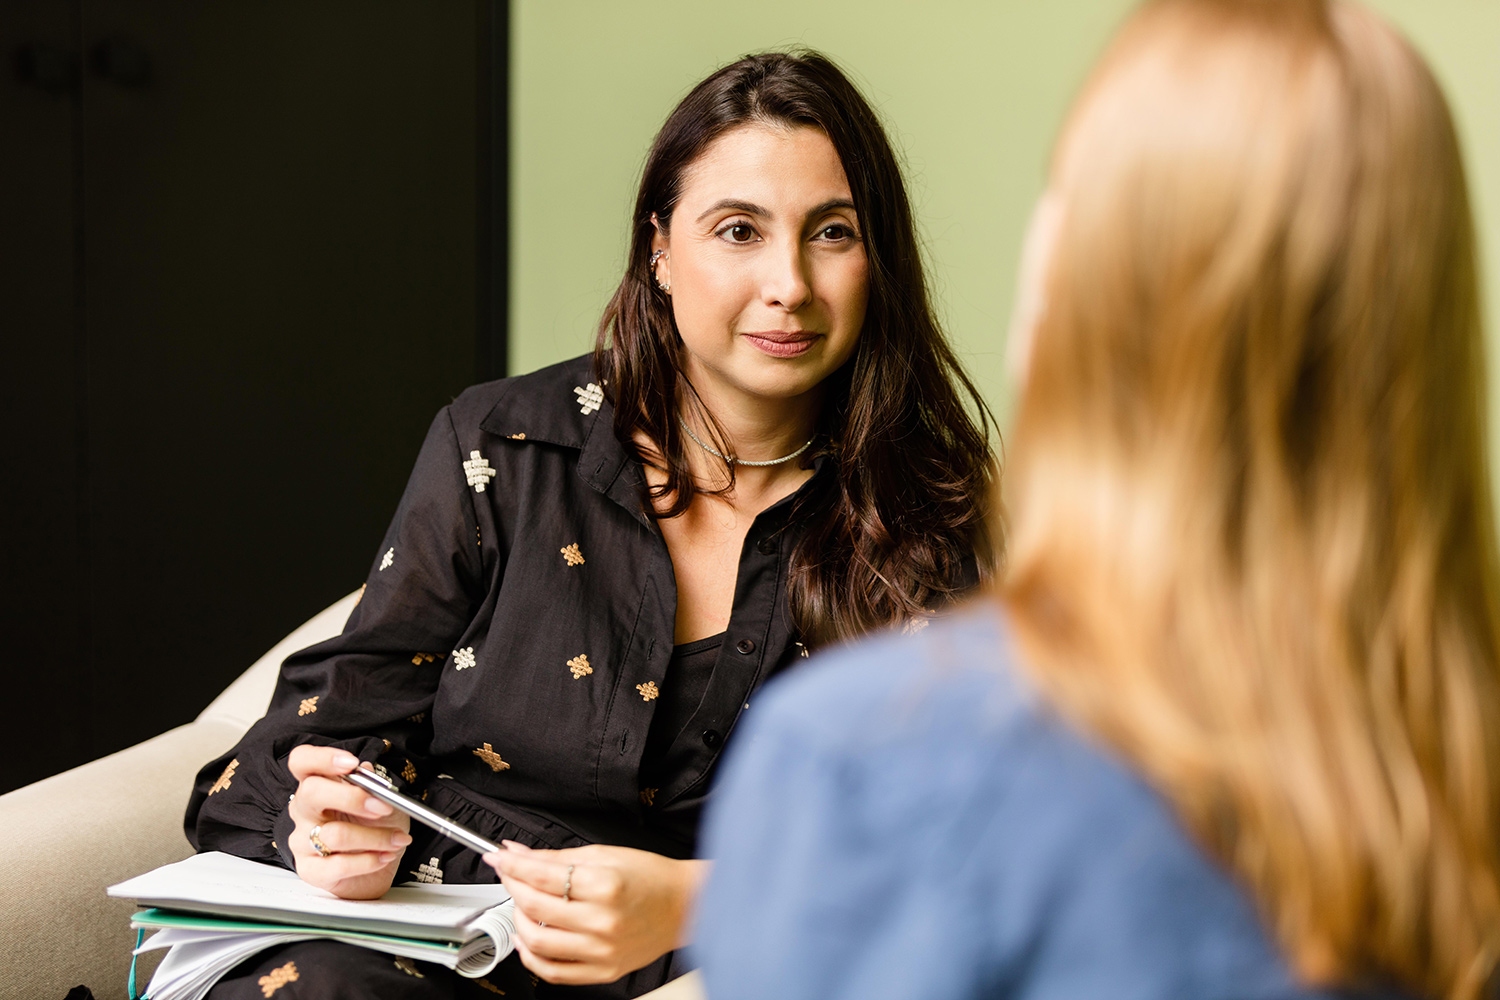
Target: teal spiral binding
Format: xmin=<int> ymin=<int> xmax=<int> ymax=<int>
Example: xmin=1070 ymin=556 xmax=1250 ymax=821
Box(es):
xmin=128 ymin=926 xmax=145 ymax=999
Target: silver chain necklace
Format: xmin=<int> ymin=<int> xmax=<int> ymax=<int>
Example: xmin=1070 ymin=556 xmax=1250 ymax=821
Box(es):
xmin=678 ymin=417 xmax=815 ymax=467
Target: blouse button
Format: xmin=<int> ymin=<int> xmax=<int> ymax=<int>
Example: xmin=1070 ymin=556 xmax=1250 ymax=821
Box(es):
xmin=756 ymin=536 xmax=777 ymax=555
xmin=735 ymin=638 xmax=756 ymax=655
xmin=701 ymin=729 xmax=723 ymax=749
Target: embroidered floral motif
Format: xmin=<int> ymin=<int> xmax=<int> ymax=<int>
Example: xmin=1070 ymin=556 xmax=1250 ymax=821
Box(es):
xmin=567 ymin=654 xmax=592 ymax=679
xmin=402 ymin=759 xmax=418 ymax=783
xmin=411 ymin=856 xmax=444 ymax=884
xmin=353 ymin=583 xmax=366 ymax=607
xmin=411 ymin=652 xmax=436 ymax=666
xmin=407 ymin=712 xmax=426 ymax=724
xmin=379 ymin=547 xmax=394 ymax=571
xmin=453 ymin=647 xmax=477 ymax=670
xmin=639 ymin=787 xmax=657 ymax=806
xmin=463 ymin=450 xmax=498 ymax=492
xmin=382 ymin=739 xmax=392 ymax=750
xmin=573 ymin=382 xmax=604 ymax=415
xmin=560 ymin=543 xmax=585 ymax=567
xmin=636 ymin=681 xmax=659 ymax=702
xmin=473 ymin=743 xmax=510 ymax=772
xmin=209 ymin=759 xmax=238 ymax=795
xmin=297 ymin=696 xmax=318 ymax=716
xmin=795 ymin=641 xmax=810 ymax=659
xmin=374 ymin=762 xmax=390 ymax=778
xmin=394 ymin=956 xmax=425 ymax=978
xmin=258 ymin=961 xmax=298 ymax=996
xmin=476 ymin=978 xmax=507 ymax=994
xmin=507 ymin=432 xmax=526 ymax=440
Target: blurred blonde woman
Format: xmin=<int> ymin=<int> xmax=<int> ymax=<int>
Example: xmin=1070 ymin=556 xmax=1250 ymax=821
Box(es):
xmin=695 ymin=2 xmax=1500 ymax=999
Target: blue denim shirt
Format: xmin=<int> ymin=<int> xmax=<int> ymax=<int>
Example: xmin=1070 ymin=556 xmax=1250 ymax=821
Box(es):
xmin=693 ymin=607 xmax=1400 ymax=1000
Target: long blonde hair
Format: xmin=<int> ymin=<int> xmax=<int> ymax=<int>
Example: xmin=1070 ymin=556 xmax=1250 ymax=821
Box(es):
xmin=1002 ymin=2 xmax=1500 ymax=997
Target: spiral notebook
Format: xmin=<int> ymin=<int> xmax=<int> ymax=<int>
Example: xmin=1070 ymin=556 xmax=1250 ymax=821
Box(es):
xmin=108 ymin=851 xmax=516 ymax=1000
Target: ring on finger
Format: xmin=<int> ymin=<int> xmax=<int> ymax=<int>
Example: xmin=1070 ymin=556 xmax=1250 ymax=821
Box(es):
xmin=308 ymin=824 xmax=331 ymax=858
xmin=562 ymin=863 xmax=575 ymax=902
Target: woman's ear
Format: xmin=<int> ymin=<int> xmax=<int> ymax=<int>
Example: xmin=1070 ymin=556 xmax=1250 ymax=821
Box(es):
xmin=1006 ymin=191 xmax=1063 ymax=387
xmin=649 ymin=212 xmax=672 ymax=293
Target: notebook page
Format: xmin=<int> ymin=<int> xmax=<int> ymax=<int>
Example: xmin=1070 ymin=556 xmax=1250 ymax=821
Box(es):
xmin=109 ymin=851 xmax=507 ymax=929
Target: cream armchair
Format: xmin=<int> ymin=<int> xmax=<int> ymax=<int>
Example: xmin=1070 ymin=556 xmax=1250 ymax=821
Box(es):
xmin=0 ymin=592 xmax=702 ymax=1000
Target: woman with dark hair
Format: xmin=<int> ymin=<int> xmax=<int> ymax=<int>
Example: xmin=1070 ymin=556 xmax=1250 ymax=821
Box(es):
xmin=185 ymin=50 xmax=994 ymax=999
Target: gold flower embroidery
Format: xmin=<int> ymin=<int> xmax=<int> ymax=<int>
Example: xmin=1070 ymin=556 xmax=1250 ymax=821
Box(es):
xmin=297 ymin=696 xmax=318 ymax=716
xmin=640 ymin=787 xmax=657 ymax=806
xmin=507 ymin=432 xmax=526 ymax=440
xmin=567 ymin=654 xmax=592 ymax=679
xmin=402 ymin=759 xmax=418 ymax=783
xmin=411 ymin=652 xmax=437 ymax=666
xmin=560 ymin=543 xmax=585 ymax=567
xmin=473 ymin=743 xmax=510 ymax=772
xmin=209 ymin=759 xmax=239 ymax=795
xmin=476 ymin=978 xmax=507 ymax=994
xmin=394 ymin=956 xmax=425 ymax=978
xmin=407 ymin=712 xmax=426 ymax=724
xmin=636 ymin=681 xmax=659 ymax=702
xmin=258 ymin=961 xmax=298 ymax=996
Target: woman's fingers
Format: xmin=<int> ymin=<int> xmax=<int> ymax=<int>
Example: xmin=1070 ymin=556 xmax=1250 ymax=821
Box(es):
xmin=301 ymin=845 xmax=404 ymax=881
xmin=290 ymin=775 xmax=396 ymax=826
xmin=512 ymin=910 xmax=611 ymax=963
xmin=301 ymin=819 xmax=411 ymax=856
xmin=287 ymin=744 xmax=360 ymax=781
xmin=514 ymin=935 xmax=608 ymax=986
xmin=501 ymin=870 xmax=612 ymax=935
xmin=491 ymin=847 xmax=618 ymax=903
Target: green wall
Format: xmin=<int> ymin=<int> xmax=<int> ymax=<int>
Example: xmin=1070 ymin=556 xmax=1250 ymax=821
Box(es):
xmin=512 ymin=1 xmax=1500 ymax=435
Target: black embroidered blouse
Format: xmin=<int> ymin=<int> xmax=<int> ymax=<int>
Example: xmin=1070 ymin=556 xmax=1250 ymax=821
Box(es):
xmin=185 ymin=354 xmax=823 ymax=870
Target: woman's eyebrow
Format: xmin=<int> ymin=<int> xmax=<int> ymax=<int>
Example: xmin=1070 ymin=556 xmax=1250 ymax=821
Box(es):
xmin=804 ymin=198 xmax=857 ymax=219
xmin=696 ymin=198 xmax=769 ymax=222
xmin=694 ymin=197 xmax=858 ymax=225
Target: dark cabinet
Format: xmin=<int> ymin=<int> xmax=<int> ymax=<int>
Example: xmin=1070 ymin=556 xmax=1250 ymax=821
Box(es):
xmin=1 ymin=2 xmax=507 ymax=793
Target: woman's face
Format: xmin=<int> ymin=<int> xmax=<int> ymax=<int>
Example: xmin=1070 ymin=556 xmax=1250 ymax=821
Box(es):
xmin=654 ymin=124 xmax=869 ymax=407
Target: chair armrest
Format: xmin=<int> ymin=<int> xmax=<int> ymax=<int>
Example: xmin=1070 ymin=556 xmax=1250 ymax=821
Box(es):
xmin=641 ymin=970 xmax=705 ymax=999
xmin=0 ymin=717 xmax=244 ymax=999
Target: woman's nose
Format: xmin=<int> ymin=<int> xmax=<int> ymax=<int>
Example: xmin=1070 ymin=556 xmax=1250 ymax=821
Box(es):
xmin=760 ymin=242 xmax=813 ymax=312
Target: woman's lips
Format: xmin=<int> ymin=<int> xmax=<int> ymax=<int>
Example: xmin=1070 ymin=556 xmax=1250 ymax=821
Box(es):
xmin=742 ymin=331 xmax=819 ymax=358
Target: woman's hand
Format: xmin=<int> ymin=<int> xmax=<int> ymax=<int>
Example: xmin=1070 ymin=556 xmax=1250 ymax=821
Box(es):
xmin=485 ymin=842 xmax=709 ymax=985
xmin=286 ymin=745 xmax=412 ymax=900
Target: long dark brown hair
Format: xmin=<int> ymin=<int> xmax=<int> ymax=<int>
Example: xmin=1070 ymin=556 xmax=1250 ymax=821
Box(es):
xmin=595 ymin=50 xmax=996 ymax=646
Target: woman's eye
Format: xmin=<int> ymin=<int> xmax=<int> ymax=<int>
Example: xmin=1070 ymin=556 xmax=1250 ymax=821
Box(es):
xmin=818 ymin=224 xmax=856 ymax=242
xmin=720 ymin=223 xmax=756 ymax=243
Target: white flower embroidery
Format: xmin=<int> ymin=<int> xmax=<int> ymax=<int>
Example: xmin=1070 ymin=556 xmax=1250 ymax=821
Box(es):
xmin=379 ymin=547 xmax=394 ymax=571
xmin=573 ymin=383 xmax=604 ymax=415
xmin=410 ymin=857 xmax=444 ymax=884
xmin=453 ymin=646 xmax=477 ymax=670
xmin=462 ymin=450 xmax=498 ymax=492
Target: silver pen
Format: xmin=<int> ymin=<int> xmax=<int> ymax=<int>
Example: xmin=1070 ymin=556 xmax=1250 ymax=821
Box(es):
xmin=343 ymin=767 xmax=502 ymax=856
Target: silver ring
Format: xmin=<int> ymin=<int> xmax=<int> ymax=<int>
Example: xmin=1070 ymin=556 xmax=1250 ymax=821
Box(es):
xmin=562 ymin=864 xmax=575 ymax=902
xmin=308 ymin=824 xmax=331 ymax=858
